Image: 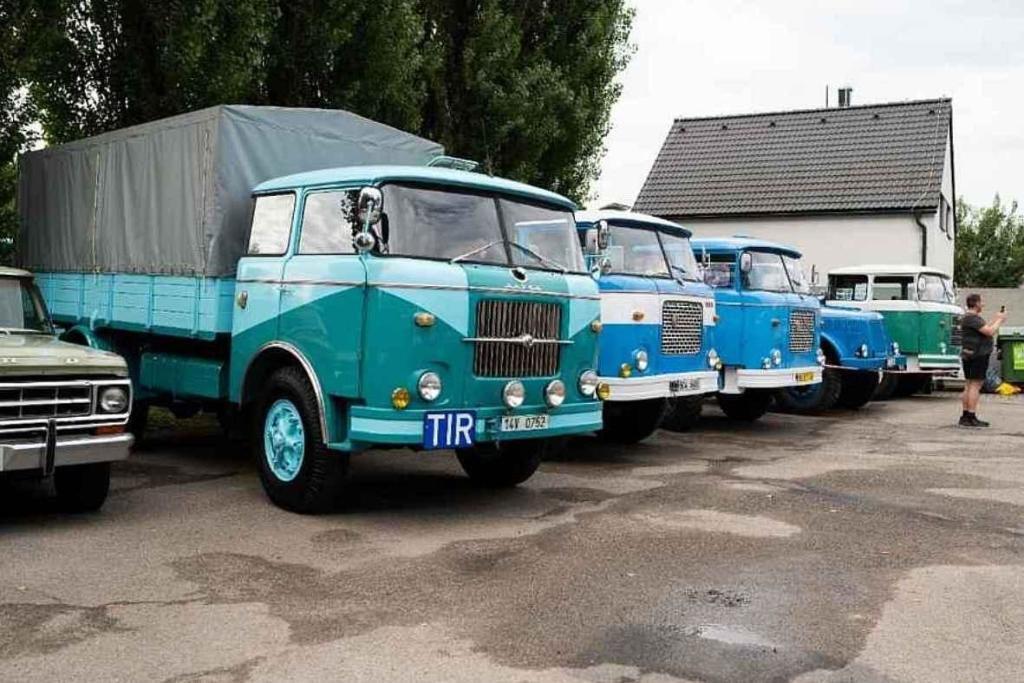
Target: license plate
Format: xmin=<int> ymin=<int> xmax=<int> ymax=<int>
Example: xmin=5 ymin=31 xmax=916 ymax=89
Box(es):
xmin=422 ymin=411 xmax=476 ymax=450
xmin=500 ymin=414 xmax=550 ymax=432
xmin=795 ymin=371 xmax=815 ymax=382
xmin=669 ymin=378 xmax=701 ymax=394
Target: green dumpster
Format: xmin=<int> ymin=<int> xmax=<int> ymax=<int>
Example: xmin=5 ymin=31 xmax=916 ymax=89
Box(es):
xmin=999 ymin=326 xmax=1024 ymax=384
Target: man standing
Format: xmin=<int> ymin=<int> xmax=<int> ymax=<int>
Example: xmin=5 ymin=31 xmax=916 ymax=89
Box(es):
xmin=959 ymin=293 xmax=1007 ymax=427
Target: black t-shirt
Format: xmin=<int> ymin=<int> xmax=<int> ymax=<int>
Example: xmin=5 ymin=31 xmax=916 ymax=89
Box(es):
xmin=961 ymin=313 xmax=993 ymax=356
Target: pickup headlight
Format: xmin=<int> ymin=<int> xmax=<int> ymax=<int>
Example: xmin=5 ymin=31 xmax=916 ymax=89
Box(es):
xmin=98 ymin=386 xmax=129 ymax=414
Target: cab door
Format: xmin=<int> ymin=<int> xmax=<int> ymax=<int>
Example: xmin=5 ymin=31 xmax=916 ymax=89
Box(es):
xmin=230 ymin=192 xmax=296 ymax=398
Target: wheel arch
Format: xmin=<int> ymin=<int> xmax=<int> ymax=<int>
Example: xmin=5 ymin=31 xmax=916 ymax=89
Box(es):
xmin=241 ymin=342 xmax=328 ymax=442
xmin=60 ymin=325 xmax=114 ymax=352
xmin=819 ymin=334 xmax=843 ymax=365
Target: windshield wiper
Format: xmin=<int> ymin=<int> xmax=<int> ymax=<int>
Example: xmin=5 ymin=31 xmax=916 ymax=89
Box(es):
xmin=449 ymin=239 xmax=505 ymax=264
xmin=506 ymin=241 xmax=567 ymax=273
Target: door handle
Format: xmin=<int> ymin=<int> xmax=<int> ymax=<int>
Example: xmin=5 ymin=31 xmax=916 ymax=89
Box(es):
xmin=236 ymin=291 xmax=248 ymax=309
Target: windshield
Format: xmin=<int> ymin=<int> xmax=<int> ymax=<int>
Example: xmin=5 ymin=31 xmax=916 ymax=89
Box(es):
xmin=0 ymin=279 xmax=53 ymax=334
xmin=604 ymin=225 xmax=668 ymax=277
xmin=660 ymin=232 xmax=702 ymax=282
xmin=919 ymin=273 xmax=955 ymax=304
xmin=829 ymin=275 xmax=869 ymax=301
xmin=743 ymin=251 xmax=792 ymax=293
xmin=781 ymin=255 xmax=811 ymax=294
xmin=380 ymin=184 xmax=584 ymax=272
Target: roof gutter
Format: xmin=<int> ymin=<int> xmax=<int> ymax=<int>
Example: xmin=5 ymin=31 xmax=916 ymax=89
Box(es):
xmin=914 ymin=209 xmax=928 ymax=267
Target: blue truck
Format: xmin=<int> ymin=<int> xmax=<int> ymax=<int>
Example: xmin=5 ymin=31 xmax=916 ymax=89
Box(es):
xmin=776 ymin=303 xmax=905 ymax=412
xmin=689 ymin=237 xmax=824 ymax=422
xmin=575 ymin=211 xmax=720 ymax=442
xmin=19 ymin=106 xmax=606 ymax=513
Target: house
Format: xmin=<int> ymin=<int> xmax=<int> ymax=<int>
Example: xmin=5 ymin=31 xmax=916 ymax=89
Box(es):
xmin=633 ymin=98 xmax=956 ymax=280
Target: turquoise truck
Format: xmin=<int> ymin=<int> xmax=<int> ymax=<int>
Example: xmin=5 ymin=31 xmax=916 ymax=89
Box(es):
xmin=19 ymin=106 xmax=605 ymax=513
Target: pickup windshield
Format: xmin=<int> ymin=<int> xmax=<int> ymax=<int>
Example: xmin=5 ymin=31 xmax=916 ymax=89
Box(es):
xmin=381 ymin=184 xmax=585 ymax=272
xmin=0 ymin=278 xmax=53 ymax=334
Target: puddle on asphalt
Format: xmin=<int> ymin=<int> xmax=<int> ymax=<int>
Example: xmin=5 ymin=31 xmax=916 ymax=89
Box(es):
xmin=632 ymin=509 xmax=801 ymax=538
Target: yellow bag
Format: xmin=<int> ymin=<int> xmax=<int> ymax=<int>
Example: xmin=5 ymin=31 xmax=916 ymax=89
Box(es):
xmin=995 ymin=382 xmax=1022 ymax=396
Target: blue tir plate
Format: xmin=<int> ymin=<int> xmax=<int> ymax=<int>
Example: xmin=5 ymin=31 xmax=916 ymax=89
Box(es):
xmin=422 ymin=411 xmax=477 ymax=450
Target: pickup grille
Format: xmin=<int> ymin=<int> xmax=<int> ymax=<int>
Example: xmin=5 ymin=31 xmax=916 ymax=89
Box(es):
xmin=950 ymin=314 xmax=963 ymax=348
xmin=0 ymin=382 xmax=92 ymax=420
xmin=661 ymin=300 xmax=703 ymax=355
xmin=789 ymin=309 xmax=816 ymax=353
xmin=472 ymin=300 xmax=562 ymax=377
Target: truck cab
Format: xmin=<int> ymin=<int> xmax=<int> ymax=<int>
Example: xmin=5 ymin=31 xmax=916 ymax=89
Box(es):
xmin=826 ymin=265 xmax=962 ymax=396
xmin=0 ymin=268 xmax=132 ymax=511
xmin=574 ymin=211 xmax=719 ymax=442
xmin=692 ymin=237 xmax=824 ymax=421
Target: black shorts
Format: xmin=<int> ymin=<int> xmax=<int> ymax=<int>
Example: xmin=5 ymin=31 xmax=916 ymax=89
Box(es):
xmin=962 ymin=353 xmax=990 ymax=381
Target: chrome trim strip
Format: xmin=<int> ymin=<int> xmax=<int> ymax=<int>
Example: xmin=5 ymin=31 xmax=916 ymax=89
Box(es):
xmin=463 ymin=337 xmax=573 ymax=345
xmin=237 ymin=278 xmax=365 ymax=287
xmin=235 ymin=278 xmax=600 ymax=301
xmin=246 ymin=342 xmax=329 ymax=443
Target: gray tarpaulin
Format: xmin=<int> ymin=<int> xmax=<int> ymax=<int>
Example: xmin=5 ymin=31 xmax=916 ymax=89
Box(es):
xmin=18 ymin=105 xmax=444 ymax=277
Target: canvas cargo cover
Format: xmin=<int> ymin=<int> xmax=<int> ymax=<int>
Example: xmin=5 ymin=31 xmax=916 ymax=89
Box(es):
xmin=18 ymin=105 xmax=444 ymax=277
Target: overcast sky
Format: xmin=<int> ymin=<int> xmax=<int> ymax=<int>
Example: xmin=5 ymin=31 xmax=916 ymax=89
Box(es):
xmin=592 ymin=0 xmax=1024 ymax=210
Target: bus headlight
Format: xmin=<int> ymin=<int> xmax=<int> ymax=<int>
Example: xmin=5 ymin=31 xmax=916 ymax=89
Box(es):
xmin=579 ymin=370 xmax=599 ymax=397
xmin=545 ymin=380 xmax=566 ymax=408
xmin=417 ymin=372 xmax=442 ymax=402
xmin=503 ymin=380 xmax=525 ymax=408
xmin=891 ymin=341 xmax=901 ymax=356
xmin=707 ymin=349 xmax=721 ymax=369
xmin=633 ymin=349 xmax=649 ymax=372
xmin=858 ymin=343 xmax=869 ymax=358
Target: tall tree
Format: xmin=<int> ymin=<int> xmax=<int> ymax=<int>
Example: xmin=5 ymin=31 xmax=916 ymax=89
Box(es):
xmin=954 ymin=196 xmax=1024 ymax=288
xmin=1 ymin=0 xmax=35 ymax=263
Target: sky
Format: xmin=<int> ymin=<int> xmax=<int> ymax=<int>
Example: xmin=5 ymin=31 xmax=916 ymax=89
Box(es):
xmin=591 ymin=0 xmax=1024 ymax=210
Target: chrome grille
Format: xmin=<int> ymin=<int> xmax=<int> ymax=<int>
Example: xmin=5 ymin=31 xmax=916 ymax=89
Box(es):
xmin=950 ymin=314 xmax=963 ymax=347
xmin=661 ymin=300 xmax=703 ymax=355
xmin=789 ymin=309 xmax=816 ymax=353
xmin=0 ymin=382 xmax=92 ymax=421
xmin=473 ymin=300 xmax=562 ymax=377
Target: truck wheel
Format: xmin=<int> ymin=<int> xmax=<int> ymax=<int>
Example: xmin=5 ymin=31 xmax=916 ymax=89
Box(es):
xmin=836 ymin=371 xmax=879 ymax=409
xmin=597 ymin=398 xmax=667 ymax=444
xmin=54 ymin=462 xmax=111 ymax=513
xmin=874 ymin=373 xmax=899 ymax=401
xmin=456 ymin=439 xmax=547 ymax=487
xmin=662 ymin=396 xmax=704 ymax=432
xmin=717 ymin=391 xmax=772 ymax=422
xmin=254 ymin=367 xmax=348 ymax=514
xmin=775 ymin=368 xmax=841 ymax=414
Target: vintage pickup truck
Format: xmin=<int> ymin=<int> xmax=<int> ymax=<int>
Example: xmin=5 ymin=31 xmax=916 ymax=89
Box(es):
xmin=21 ymin=106 xmax=604 ymax=513
xmin=0 ymin=267 xmax=132 ymax=511
xmin=575 ymin=211 xmax=719 ymax=442
xmin=687 ymin=237 xmax=824 ymax=422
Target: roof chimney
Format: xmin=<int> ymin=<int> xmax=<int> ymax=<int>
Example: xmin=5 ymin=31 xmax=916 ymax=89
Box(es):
xmin=838 ymin=87 xmax=853 ymax=108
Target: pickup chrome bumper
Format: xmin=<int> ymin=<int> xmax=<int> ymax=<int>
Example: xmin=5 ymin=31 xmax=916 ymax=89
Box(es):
xmin=0 ymin=431 xmax=133 ymax=474
xmin=599 ymin=370 xmax=720 ymax=401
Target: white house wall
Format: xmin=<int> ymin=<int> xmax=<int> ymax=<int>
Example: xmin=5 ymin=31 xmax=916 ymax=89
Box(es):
xmin=676 ymin=212 xmax=955 ymax=279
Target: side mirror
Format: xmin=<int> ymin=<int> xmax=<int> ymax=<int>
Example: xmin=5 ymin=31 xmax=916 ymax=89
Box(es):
xmin=600 ymin=256 xmax=613 ymax=274
xmin=584 ymin=229 xmax=600 ymax=256
xmin=596 ymin=220 xmax=610 ymax=250
xmin=701 ymin=247 xmax=710 ymax=269
xmin=810 ymin=264 xmax=820 ymax=285
xmin=739 ymin=252 xmax=752 ymax=274
xmin=357 ymin=187 xmax=383 ymax=228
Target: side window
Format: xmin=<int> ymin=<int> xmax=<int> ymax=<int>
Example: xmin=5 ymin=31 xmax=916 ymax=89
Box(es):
xmin=829 ymin=275 xmax=868 ymax=301
xmin=247 ymin=194 xmax=295 ymax=256
xmin=703 ymin=254 xmax=735 ymax=288
xmin=872 ymin=276 xmax=913 ymax=301
xmin=299 ymin=190 xmax=359 ymax=255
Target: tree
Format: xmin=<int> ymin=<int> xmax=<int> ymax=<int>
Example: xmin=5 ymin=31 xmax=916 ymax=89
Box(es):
xmin=954 ymin=196 xmax=1024 ymax=288
xmin=1 ymin=0 xmax=36 ymax=263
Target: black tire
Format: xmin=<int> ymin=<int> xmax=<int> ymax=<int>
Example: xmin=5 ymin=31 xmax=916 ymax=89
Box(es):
xmin=717 ymin=391 xmax=772 ymax=422
xmin=662 ymin=396 xmax=704 ymax=432
xmin=775 ymin=367 xmax=842 ymax=414
xmin=127 ymin=401 xmax=149 ymax=444
xmin=894 ymin=374 xmax=928 ymax=397
xmin=874 ymin=373 xmax=900 ymax=401
xmin=254 ymin=367 xmax=348 ymax=514
xmin=54 ymin=462 xmax=111 ymax=513
xmin=456 ymin=438 xmax=548 ymax=487
xmin=836 ymin=371 xmax=880 ymax=409
xmin=597 ymin=398 xmax=667 ymax=444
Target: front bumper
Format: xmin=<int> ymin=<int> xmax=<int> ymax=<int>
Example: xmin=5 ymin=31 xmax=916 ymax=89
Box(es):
xmin=908 ymin=354 xmax=962 ymax=375
xmin=723 ymin=365 xmax=823 ymax=393
xmin=599 ymin=370 xmax=720 ymax=401
xmin=835 ymin=355 xmax=907 ymax=372
xmin=345 ymin=401 xmax=603 ymax=449
xmin=0 ymin=432 xmax=133 ymax=474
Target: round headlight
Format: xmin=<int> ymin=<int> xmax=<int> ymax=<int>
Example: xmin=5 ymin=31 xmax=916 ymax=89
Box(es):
xmin=503 ymin=380 xmax=525 ymax=408
xmin=417 ymin=372 xmax=442 ymax=401
xmin=545 ymin=379 xmax=566 ymax=408
xmin=859 ymin=343 xmax=869 ymax=358
xmin=99 ymin=386 xmax=128 ymax=413
xmin=579 ymin=370 xmax=599 ymax=397
xmin=707 ymin=348 xmax=720 ymax=369
xmin=892 ymin=341 xmax=901 ymax=356
xmin=762 ymin=357 xmax=772 ymax=369
xmin=939 ymin=342 xmax=948 ymax=354
xmin=770 ymin=349 xmax=782 ymax=367
xmin=634 ymin=349 xmax=649 ymax=372
xmin=816 ymin=348 xmax=827 ymax=366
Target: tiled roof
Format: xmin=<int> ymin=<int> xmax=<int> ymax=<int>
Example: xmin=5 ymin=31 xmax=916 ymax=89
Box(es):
xmin=633 ymin=98 xmax=952 ymax=217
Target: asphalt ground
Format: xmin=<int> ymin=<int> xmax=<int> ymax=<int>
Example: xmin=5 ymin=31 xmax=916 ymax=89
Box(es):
xmin=1 ymin=391 xmax=1023 ymax=682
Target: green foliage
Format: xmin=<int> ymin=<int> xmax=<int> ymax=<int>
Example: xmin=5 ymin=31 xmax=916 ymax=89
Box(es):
xmin=1 ymin=0 xmax=36 ymax=264
xmin=954 ymin=196 xmax=1024 ymax=287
